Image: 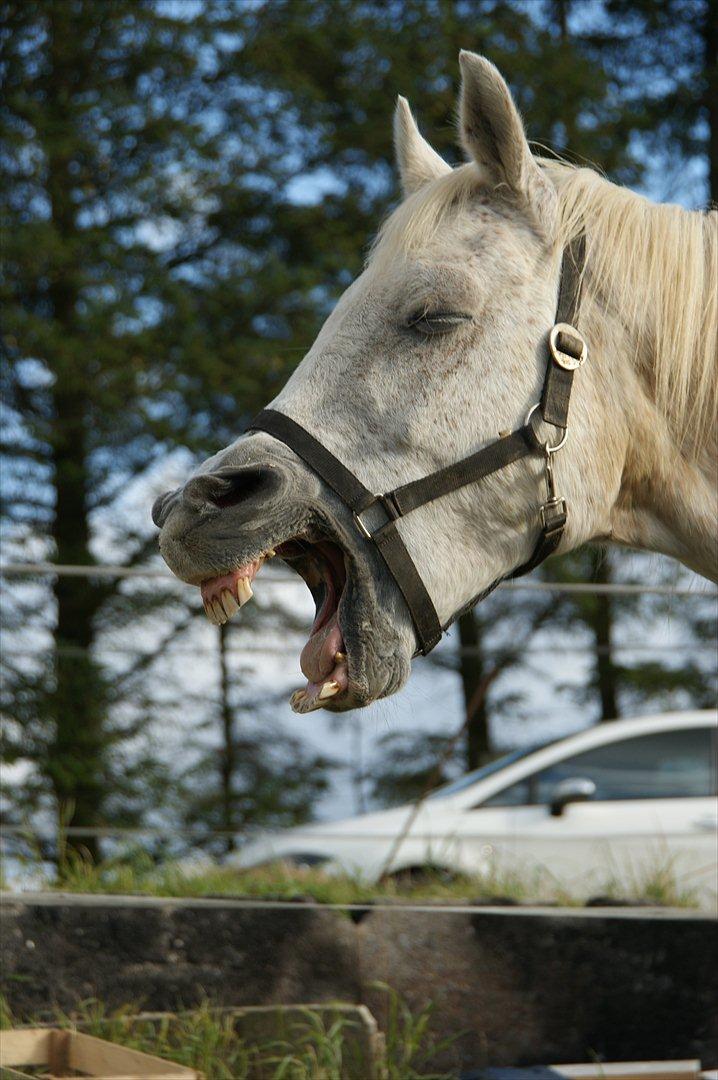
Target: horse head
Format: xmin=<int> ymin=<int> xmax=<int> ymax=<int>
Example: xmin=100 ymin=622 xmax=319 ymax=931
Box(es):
xmin=153 ymin=52 xmax=717 ymax=712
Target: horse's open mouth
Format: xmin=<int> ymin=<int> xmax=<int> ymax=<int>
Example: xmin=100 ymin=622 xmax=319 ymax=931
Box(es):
xmin=199 ymin=538 xmax=349 ymax=713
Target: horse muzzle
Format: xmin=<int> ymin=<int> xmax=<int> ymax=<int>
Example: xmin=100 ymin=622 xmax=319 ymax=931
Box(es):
xmin=152 ymin=434 xmax=415 ymax=712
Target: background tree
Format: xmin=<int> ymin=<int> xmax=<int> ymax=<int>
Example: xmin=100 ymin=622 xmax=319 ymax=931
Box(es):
xmin=2 ymin=0 xmax=714 ymax=844
xmin=585 ymin=0 xmax=716 ymax=205
xmin=544 ymin=551 xmax=718 ymax=722
xmin=0 ymin=0 xmax=330 ymax=852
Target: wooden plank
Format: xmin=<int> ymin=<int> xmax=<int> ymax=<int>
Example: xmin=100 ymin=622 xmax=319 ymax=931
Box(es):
xmin=71 ymin=1030 xmax=201 ymax=1077
xmin=551 ymin=1062 xmax=701 ymax=1080
xmin=67 ymin=1031 xmax=199 ymax=1077
xmin=0 ymin=1029 xmax=201 ymax=1079
xmin=48 ymin=1029 xmax=71 ymax=1076
xmin=0 ymin=1028 xmax=54 ymax=1066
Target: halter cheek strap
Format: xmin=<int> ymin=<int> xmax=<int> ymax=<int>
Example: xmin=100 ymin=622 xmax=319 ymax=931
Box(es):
xmin=249 ymin=235 xmax=587 ymax=656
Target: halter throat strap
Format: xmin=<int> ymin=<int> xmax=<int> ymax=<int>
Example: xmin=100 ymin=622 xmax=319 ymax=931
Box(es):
xmin=249 ymin=235 xmax=587 ymax=656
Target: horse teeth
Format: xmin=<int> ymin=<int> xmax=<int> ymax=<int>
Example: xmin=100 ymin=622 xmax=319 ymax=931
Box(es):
xmin=211 ymin=598 xmax=227 ymax=624
xmin=204 ymin=601 xmax=220 ymax=625
xmin=236 ymin=578 xmax=253 ymax=606
xmin=290 ymin=689 xmax=307 ymax=711
xmin=334 ymin=652 xmax=346 ymax=663
xmin=265 ymin=548 xmax=276 ymax=559
xmin=318 ymin=680 xmax=340 ymax=700
xmin=221 ymin=589 xmax=239 ymax=617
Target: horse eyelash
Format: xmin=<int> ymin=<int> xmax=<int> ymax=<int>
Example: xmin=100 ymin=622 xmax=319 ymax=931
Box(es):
xmin=406 ymin=311 xmax=473 ymax=334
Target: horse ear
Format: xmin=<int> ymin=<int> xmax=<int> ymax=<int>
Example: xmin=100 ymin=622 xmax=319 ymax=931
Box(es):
xmin=458 ymin=51 xmax=552 ymax=218
xmin=394 ymin=96 xmax=451 ymax=197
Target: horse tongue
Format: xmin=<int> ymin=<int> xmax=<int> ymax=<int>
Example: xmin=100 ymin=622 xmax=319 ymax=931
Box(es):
xmin=300 ymin=613 xmax=344 ymax=684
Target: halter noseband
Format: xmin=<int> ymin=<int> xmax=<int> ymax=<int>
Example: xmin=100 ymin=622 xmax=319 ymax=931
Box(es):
xmin=249 ymin=236 xmax=587 ymax=656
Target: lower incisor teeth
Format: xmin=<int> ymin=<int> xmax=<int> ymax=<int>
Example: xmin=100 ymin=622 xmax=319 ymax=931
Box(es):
xmin=221 ymin=589 xmax=239 ymax=617
xmin=236 ymin=578 xmax=253 ymax=606
xmin=318 ymin=681 xmax=340 ymax=700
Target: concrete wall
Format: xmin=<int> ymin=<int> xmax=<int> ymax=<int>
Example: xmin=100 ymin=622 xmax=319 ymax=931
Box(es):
xmin=2 ymin=894 xmax=716 ymax=1071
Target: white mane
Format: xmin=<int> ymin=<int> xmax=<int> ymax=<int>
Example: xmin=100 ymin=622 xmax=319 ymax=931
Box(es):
xmin=546 ymin=160 xmax=717 ymax=461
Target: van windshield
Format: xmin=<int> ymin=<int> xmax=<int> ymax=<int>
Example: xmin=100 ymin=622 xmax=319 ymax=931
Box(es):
xmin=426 ymin=745 xmax=546 ymax=800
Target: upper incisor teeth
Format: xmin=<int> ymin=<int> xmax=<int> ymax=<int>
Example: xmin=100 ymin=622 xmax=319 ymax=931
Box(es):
xmin=204 ymin=601 xmax=220 ymax=625
xmin=236 ymin=578 xmax=253 ymax=606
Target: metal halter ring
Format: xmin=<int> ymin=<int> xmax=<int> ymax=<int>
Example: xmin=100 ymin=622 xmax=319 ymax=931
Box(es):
xmin=525 ymin=402 xmax=568 ymax=453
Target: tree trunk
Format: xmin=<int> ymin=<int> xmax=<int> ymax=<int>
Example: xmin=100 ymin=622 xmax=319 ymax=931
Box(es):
xmin=589 ymin=549 xmax=620 ymax=721
xmin=554 ymin=0 xmax=569 ymax=41
xmin=351 ymin=719 xmax=367 ymax=815
xmin=50 ymin=389 xmax=106 ymax=864
xmin=45 ymin=5 xmax=105 ymax=863
xmin=458 ymin=610 xmax=491 ymax=769
xmin=553 ymin=0 xmax=578 ymax=150
xmin=218 ymin=624 xmax=237 ymax=855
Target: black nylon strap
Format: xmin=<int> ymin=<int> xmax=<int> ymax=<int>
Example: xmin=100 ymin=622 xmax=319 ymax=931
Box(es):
xmin=541 ymin=363 xmax=574 ymax=429
xmin=373 ymin=525 xmax=442 ymax=652
xmin=249 ymin=409 xmax=375 ymax=515
xmin=249 ymin=408 xmax=443 ymax=652
xmin=557 ymin=233 xmax=586 ymax=326
xmin=510 ymin=503 xmax=567 ymax=579
xmin=390 ymin=427 xmax=534 ymax=516
xmin=541 ymin=234 xmax=586 ymax=429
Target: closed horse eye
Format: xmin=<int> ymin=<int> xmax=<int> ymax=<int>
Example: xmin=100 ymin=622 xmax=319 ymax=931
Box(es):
xmin=406 ymin=310 xmax=473 ymax=335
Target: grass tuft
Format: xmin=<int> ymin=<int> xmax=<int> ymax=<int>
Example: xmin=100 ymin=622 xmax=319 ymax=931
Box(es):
xmin=0 ymin=989 xmax=453 ymax=1079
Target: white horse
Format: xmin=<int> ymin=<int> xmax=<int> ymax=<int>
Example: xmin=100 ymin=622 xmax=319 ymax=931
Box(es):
xmin=153 ymin=52 xmax=717 ymax=713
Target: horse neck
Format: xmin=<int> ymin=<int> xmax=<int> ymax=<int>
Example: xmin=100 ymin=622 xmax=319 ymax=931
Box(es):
xmin=586 ymin=269 xmax=718 ymax=582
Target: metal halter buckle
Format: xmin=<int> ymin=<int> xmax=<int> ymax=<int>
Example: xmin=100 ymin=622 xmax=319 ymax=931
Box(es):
xmin=539 ymin=444 xmax=568 ymax=532
xmin=540 ymin=497 xmax=567 ymax=533
xmin=549 ymin=323 xmax=588 ymax=370
xmin=353 ymin=493 xmax=400 ymax=540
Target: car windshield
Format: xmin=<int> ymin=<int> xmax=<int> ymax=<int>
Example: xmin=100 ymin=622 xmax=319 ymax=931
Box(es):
xmin=426 ymin=745 xmax=547 ymax=800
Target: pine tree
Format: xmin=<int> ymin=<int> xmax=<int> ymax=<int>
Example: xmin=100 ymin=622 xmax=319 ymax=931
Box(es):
xmin=0 ymin=0 xmax=310 ymax=851
xmin=592 ymin=0 xmax=715 ymax=204
xmin=178 ymin=624 xmax=333 ymax=857
xmin=3 ymin=0 xmax=714 ymax=840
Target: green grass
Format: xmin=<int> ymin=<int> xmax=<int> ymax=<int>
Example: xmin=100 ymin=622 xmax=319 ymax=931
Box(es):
xmin=48 ymin=848 xmax=539 ymax=905
xmin=2 ymin=841 xmax=707 ymax=909
xmin=0 ymin=989 xmax=453 ymax=1080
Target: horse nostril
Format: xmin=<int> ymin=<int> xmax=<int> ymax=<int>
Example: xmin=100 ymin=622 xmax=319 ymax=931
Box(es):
xmin=182 ymin=466 xmax=278 ymax=514
xmin=152 ymin=490 xmax=178 ymax=528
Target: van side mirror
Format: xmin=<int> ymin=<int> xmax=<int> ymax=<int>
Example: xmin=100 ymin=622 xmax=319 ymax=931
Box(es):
xmin=549 ymin=777 xmax=597 ymax=817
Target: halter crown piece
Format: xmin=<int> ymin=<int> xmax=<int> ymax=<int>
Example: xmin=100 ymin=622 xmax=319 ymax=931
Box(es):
xmin=250 ymin=235 xmax=588 ymax=656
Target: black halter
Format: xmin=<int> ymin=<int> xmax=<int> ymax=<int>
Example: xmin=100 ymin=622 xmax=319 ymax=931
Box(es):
xmin=249 ymin=236 xmax=587 ymax=656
